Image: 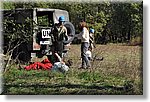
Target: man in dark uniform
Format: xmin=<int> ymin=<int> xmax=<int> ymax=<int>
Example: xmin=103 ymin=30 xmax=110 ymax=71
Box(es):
xmin=51 ymin=16 xmax=68 ymax=62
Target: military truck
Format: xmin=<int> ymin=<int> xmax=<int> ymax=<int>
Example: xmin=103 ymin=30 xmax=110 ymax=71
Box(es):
xmin=3 ymin=8 xmax=75 ymax=62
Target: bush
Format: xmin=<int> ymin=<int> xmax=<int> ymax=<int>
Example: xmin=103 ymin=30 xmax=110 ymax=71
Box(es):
xmin=129 ymin=36 xmax=143 ymax=46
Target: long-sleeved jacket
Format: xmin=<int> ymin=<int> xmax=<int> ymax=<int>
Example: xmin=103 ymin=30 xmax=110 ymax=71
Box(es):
xmin=75 ymin=27 xmax=89 ymax=43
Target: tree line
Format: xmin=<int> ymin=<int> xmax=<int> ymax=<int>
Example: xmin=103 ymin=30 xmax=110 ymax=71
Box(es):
xmin=2 ymin=1 xmax=143 ymax=45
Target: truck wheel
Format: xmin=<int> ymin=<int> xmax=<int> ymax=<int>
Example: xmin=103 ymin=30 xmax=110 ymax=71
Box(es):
xmin=64 ymin=22 xmax=75 ymax=44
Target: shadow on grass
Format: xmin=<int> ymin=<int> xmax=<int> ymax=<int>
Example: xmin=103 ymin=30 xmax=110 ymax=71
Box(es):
xmin=2 ymin=82 xmax=135 ymax=95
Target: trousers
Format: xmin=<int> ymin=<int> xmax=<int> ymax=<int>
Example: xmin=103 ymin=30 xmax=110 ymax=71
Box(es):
xmin=81 ymin=42 xmax=91 ymax=68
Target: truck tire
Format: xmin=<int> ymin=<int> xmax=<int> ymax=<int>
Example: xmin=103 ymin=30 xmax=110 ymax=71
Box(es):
xmin=64 ymin=21 xmax=75 ymax=44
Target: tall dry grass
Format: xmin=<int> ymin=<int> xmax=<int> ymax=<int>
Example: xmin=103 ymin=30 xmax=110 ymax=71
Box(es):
xmin=2 ymin=44 xmax=143 ymax=95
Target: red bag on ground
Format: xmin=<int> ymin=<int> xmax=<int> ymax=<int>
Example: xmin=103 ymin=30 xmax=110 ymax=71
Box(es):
xmin=24 ymin=58 xmax=53 ymax=70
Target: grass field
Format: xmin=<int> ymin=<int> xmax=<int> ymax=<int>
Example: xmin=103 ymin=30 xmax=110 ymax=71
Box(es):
xmin=2 ymin=44 xmax=143 ymax=95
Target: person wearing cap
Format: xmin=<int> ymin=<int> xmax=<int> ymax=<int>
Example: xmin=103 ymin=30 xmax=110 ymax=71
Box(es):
xmin=89 ymin=28 xmax=96 ymax=52
xmin=75 ymin=21 xmax=91 ymax=69
xmin=51 ymin=16 xmax=68 ymax=62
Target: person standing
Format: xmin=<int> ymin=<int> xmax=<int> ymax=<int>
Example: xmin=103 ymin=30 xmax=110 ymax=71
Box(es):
xmin=75 ymin=21 xmax=91 ymax=69
xmin=89 ymin=28 xmax=96 ymax=52
xmin=51 ymin=16 xmax=68 ymax=63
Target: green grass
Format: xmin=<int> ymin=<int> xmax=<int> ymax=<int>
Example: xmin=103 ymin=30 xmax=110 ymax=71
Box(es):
xmin=1 ymin=44 xmax=142 ymax=95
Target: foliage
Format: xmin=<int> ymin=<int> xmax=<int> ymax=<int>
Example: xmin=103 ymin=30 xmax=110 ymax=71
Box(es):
xmin=105 ymin=2 xmax=143 ymax=44
xmin=3 ymin=16 xmax=33 ymax=54
xmin=2 ymin=1 xmax=143 ymax=44
xmin=129 ymin=36 xmax=142 ymax=46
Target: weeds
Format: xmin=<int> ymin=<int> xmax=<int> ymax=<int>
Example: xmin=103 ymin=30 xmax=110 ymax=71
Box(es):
xmin=2 ymin=45 xmax=142 ymax=95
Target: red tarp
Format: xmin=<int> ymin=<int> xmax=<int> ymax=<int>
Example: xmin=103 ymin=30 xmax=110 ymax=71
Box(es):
xmin=24 ymin=58 xmax=53 ymax=70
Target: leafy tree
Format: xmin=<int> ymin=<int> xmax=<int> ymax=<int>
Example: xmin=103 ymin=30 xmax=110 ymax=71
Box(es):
xmin=2 ymin=1 xmax=143 ymax=45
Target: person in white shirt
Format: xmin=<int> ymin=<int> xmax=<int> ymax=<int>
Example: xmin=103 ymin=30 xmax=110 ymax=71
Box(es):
xmin=75 ymin=21 xmax=91 ymax=69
